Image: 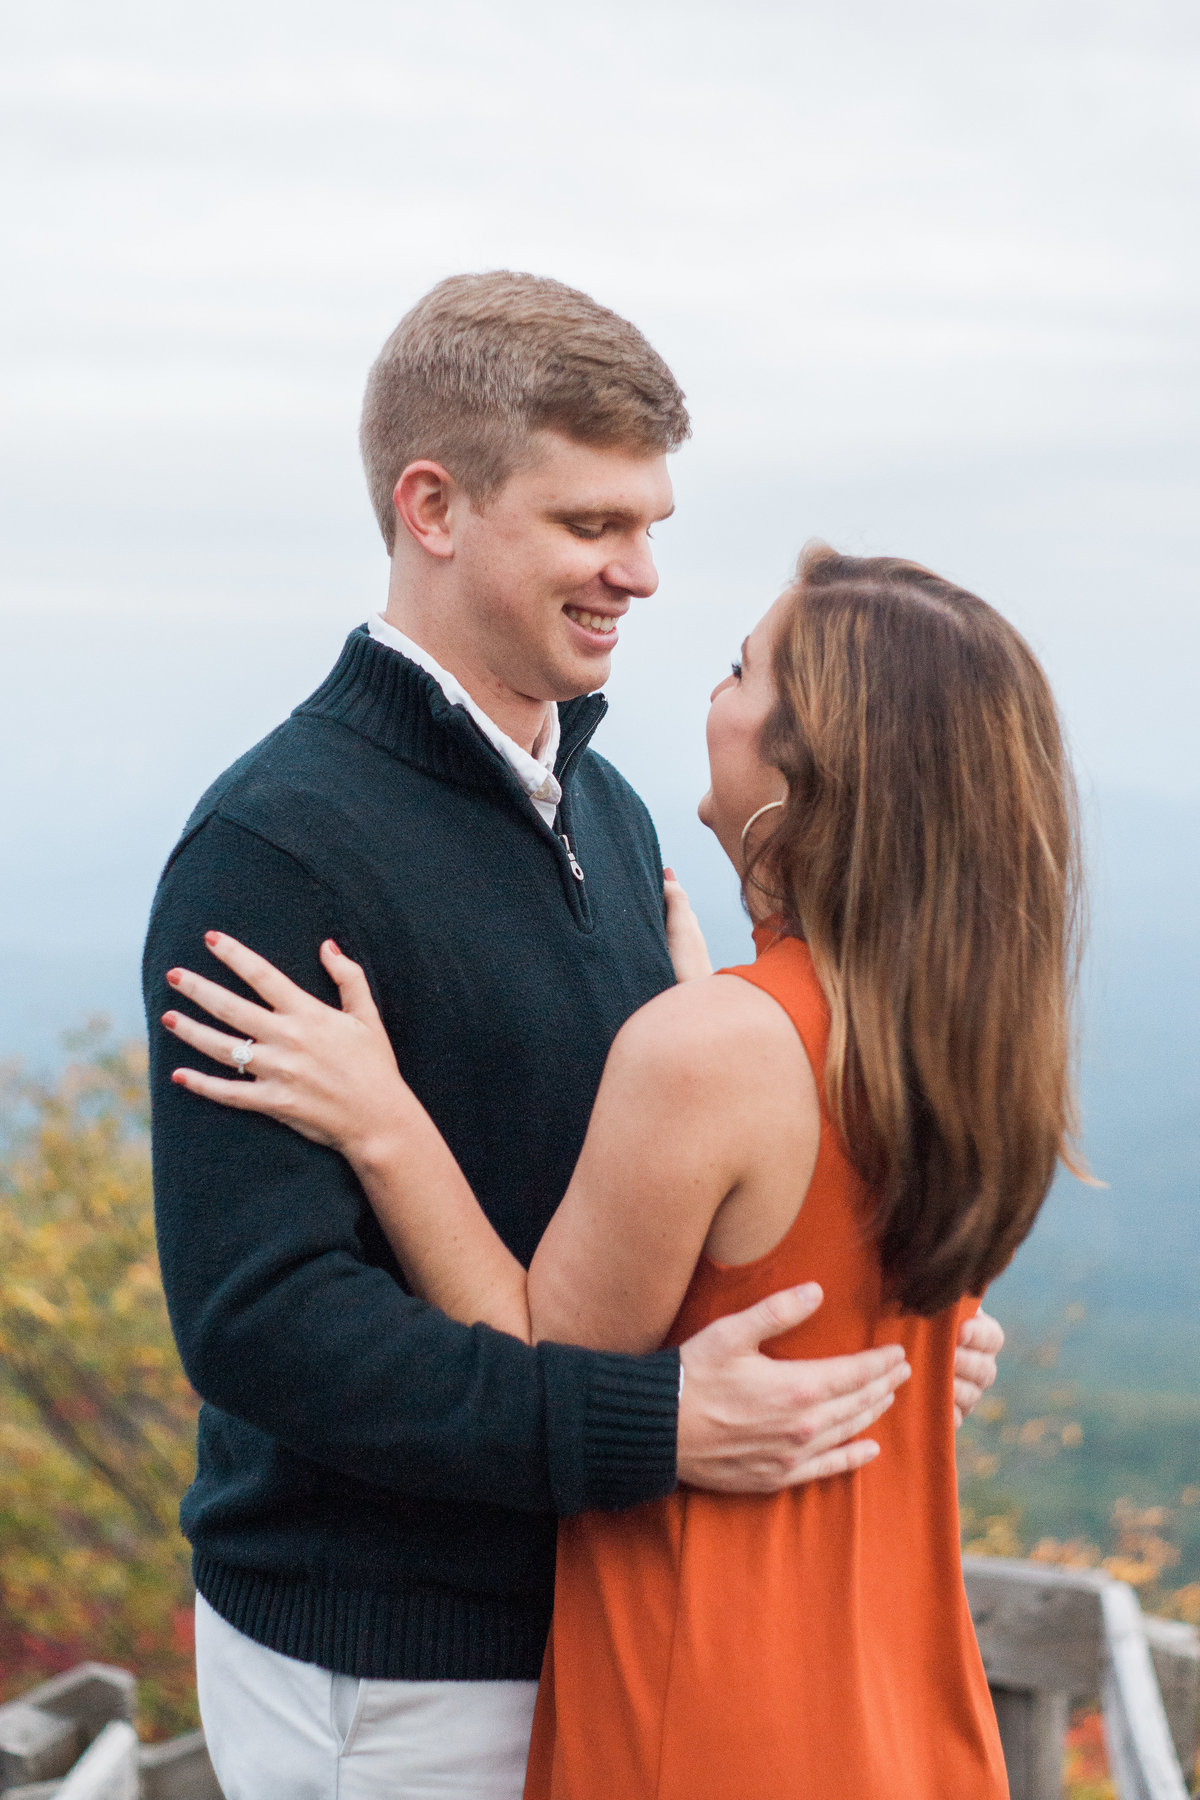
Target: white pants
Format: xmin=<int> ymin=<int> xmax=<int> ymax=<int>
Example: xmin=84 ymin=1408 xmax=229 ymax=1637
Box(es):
xmin=195 ymin=1595 xmax=537 ymax=1799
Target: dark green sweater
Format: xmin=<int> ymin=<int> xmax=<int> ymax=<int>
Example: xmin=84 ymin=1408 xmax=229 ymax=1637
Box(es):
xmin=143 ymin=627 xmax=681 ymax=1680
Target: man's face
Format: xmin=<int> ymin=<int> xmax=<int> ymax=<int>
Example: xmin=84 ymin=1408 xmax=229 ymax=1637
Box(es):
xmin=450 ymin=433 xmax=675 ymax=703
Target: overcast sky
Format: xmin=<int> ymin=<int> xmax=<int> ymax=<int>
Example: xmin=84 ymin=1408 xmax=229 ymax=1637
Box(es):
xmin=2 ymin=0 xmax=1198 ymax=993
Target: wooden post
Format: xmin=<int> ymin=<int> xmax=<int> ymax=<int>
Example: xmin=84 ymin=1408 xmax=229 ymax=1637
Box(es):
xmin=1099 ymin=1582 xmax=1191 ymax=1800
xmin=0 ymin=1698 xmax=82 ymax=1788
xmin=17 ymin=1664 xmax=137 ymax=1740
xmin=140 ymin=1727 xmax=224 ymax=1800
xmin=1144 ymin=1615 xmax=1200 ymax=1777
xmin=55 ymin=1720 xmax=139 ymax=1800
xmin=0 ymin=1663 xmax=137 ymax=1794
xmin=989 ymin=1684 xmax=1071 ymax=1800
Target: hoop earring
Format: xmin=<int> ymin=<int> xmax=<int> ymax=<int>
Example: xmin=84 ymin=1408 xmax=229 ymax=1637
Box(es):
xmin=739 ymin=799 xmax=785 ymax=866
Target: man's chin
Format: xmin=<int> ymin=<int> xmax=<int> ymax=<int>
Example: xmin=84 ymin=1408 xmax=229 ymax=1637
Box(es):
xmin=551 ymin=652 xmax=614 ymax=700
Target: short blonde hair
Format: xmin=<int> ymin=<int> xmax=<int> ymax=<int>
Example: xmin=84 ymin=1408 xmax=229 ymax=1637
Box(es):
xmin=360 ymin=271 xmax=691 ymax=550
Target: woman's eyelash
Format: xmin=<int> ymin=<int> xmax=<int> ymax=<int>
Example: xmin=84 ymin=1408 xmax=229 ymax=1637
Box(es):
xmin=731 ymin=660 xmax=743 ymax=680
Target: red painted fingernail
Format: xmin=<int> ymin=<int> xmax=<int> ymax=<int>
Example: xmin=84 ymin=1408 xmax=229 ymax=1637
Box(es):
xmin=171 ymin=1070 xmax=188 ymax=1085
xmin=204 ymin=931 xmax=219 ymax=947
xmin=162 ymin=1011 xmax=178 ymax=1027
xmin=166 ymin=969 xmax=182 ymax=987
xmin=327 ymin=940 xmax=342 ymax=956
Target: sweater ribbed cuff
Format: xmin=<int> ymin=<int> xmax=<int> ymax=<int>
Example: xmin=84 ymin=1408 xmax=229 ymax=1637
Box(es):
xmin=544 ymin=1344 xmax=680 ymax=1516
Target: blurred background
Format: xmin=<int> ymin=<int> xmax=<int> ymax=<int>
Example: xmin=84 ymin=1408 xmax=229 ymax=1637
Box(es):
xmin=2 ymin=0 xmax=1197 ymax=1750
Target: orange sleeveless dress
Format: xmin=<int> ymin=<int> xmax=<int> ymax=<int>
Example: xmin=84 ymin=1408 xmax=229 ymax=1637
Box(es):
xmin=524 ymin=927 xmax=1009 ymax=1800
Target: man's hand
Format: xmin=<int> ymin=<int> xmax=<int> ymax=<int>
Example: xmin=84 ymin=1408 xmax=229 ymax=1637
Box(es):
xmin=953 ymin=1308 xmax=1004 ymax=1427
xmin=676 ymin=1284 xmax=910 ymax=1492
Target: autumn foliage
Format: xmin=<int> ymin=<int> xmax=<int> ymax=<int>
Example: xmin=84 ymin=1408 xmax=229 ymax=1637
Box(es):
xmin=1062 ymin=1708 xmax=1116 ymax=1800
xmin=0 ymin=1035 xmax=199 ymax=1738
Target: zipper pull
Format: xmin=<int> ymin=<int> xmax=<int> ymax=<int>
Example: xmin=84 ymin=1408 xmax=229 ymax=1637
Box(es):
xmin=561 ymin=833 xmax=585 ymax=882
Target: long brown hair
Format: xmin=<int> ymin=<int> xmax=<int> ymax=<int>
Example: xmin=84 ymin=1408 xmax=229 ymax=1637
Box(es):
xmin=753 ymin=544 xmax=1086 ymax=1316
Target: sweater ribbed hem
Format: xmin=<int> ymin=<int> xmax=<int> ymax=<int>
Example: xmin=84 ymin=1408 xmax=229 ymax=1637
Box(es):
xmin=193 ymin=1554 xmax=552 ymax=1681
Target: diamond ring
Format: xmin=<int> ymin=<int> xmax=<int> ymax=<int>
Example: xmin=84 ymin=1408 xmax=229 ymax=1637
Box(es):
xmin=230 ymin=1039 xmax=255 ymax=1076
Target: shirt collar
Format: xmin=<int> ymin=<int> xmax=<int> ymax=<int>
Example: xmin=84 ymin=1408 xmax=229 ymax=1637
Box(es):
xmin=367 ymin=614 xmax=562 ymax=807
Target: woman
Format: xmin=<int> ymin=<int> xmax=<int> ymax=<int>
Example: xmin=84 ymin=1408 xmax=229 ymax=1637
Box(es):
xmin=162 ymin=546 xmax=1083 ymax=1798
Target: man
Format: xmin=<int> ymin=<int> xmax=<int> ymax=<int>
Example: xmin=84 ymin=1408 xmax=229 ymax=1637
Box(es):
xmin=145 ymin=271 xmax=1001 ymax=1799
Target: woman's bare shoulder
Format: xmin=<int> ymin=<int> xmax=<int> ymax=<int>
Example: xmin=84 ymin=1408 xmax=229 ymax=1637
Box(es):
xmin=611 ymin=971 xmax=810 ymax=1105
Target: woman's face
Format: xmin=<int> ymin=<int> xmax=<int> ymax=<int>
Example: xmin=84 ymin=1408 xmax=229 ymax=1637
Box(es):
xmin=698 ymin=592 xmax=790 ymax=878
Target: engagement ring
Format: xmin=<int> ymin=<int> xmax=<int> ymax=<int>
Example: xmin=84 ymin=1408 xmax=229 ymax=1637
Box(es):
xmin=230 ymin=1039 xmax=255 ymax=1076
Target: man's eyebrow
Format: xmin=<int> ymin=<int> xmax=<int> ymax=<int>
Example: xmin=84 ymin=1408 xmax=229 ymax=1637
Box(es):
xmin=549 ymin=503 xmax=676 ymax=525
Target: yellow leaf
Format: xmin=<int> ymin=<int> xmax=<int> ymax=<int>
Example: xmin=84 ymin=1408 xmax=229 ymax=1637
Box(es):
xmin=1 ymin=1282 xmax=62 ymax=1325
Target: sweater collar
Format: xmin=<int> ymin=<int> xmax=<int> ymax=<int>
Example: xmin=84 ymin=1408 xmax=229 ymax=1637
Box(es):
xmin=294 ymin=625 xmax=608 ymax=799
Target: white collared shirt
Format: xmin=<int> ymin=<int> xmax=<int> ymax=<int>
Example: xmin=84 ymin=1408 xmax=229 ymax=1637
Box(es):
xmin=367 ymin=615 xmax=562 ymax=826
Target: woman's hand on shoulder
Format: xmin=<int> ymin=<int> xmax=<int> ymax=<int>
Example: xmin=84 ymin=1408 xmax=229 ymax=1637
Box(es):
xmin=663 ymin=868 xmax=713 ymax=982
xmin=162 ymin=933 xmax=417 ymax=1163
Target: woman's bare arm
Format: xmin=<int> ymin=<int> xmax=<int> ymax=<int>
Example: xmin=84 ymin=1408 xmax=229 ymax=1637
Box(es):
xmin=162 ymin=932 xmax=1001 ymax=1412
xmin=351 ymin=975 xmax=803 ymax=1350
xmin=348 ymin=1099 xmax=536 ymax=1339
xmin=525 ymin=978 xmax=805 ymax=1349
xmin=162 ymin=934 xmax=805 ymax=1351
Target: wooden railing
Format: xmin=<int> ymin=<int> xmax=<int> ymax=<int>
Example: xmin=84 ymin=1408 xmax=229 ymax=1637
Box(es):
xmin=0 ymin=1664 xmax=218 ymax=1800
xmin=965 ymin=1556 xmax=1200 ymax=1800
xmin=1 ymin=1561 xmax=1196 ymax=1797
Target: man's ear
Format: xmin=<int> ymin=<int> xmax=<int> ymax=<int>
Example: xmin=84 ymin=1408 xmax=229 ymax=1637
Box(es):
xmin=393 ymin=461 xmax=458 ymax=560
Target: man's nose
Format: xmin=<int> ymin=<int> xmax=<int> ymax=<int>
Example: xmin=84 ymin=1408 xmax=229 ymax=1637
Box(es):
xmin=601 ymin=536 xmax=659 ymax=599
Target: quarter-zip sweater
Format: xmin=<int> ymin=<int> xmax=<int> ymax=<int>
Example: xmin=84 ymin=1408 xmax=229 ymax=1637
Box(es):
xmin=143 ymin=626 xmax=681 ymax=1682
